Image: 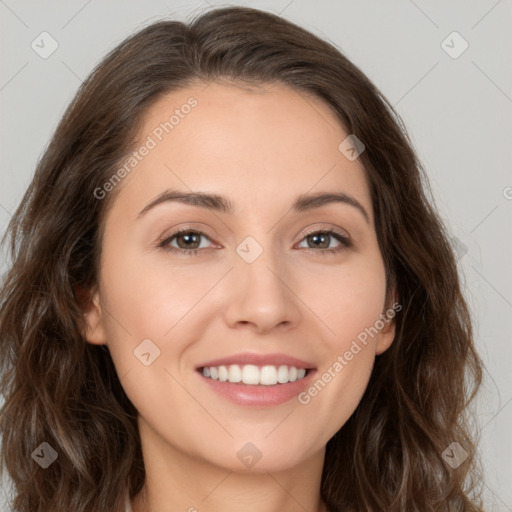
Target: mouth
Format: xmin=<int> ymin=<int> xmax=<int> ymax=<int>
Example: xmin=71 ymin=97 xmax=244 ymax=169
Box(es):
xmin=199 ymin=364 xmax=311 ymax=385
xmin=195 ymin=354 xmax=317 ymax=407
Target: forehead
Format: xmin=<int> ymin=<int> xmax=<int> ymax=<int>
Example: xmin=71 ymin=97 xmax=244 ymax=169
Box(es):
xmin=110 ymin=80 xmax=372 ymax=222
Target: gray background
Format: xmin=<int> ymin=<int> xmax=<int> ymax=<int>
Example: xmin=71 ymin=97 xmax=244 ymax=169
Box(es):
xmin=1 ymin=0 xmax=511 ymax=510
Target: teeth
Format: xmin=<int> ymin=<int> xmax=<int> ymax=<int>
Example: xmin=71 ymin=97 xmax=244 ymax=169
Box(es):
xmin=201 ymin=364 xmax=308 ymax=385
xmin=260 ymin=365 xmax=277 ymax=385
xmin=242 ymin=364 xmax=260 ymax=385
xmin=218 ymin=365 xmax=229 ymax=382
xmin=228 ymin=364 xmax=242 ymax=383
xmin=277 ymin=365 xmax=289 ymax=383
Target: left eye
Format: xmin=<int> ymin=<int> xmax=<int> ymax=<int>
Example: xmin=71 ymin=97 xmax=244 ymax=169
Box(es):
xmin=158 ymin=229 xmax=351 ymax=255
xmin=296 ymin=230 xmax=351 ymax=252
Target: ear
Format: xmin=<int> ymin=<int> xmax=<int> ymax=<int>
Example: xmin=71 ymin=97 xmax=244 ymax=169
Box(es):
xmin=375 ymin=290 xmax=400 ymax=356
xmin=75 ymin=285 xmax=108 ymax=346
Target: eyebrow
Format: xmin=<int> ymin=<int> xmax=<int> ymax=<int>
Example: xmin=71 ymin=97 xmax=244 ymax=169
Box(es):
xmin=137 ymin=189 xmax=370 ymax=223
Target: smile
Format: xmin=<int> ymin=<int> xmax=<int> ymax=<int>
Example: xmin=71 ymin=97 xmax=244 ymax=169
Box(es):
xmin=201 ymin=364 xmax=308 ymax=385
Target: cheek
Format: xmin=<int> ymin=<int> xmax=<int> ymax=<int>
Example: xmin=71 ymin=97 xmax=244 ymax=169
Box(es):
xmin=312 ymin=254 xmax=388 ymax=351
xmin=296 ymin=254 xmax=386 ymax=420
xmin=97 ymin=245 xmax=215 ymax=382
xmin=100 ymin=248 xmax=214 ymax=337
xmin=298 ymin=306 xmax=382 ymax=441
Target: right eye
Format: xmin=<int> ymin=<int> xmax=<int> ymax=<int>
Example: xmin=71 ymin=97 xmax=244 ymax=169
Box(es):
xmin=158 ymin=229 xmax=215 ymax=256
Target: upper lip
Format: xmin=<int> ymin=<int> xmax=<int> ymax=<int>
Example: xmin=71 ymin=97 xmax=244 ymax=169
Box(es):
xmin=196 ymin=352 xmax=316 ymax=370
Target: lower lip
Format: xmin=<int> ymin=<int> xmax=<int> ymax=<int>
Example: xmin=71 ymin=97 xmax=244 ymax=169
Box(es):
xmin=198 ymin=370 xmax=317 ymax=407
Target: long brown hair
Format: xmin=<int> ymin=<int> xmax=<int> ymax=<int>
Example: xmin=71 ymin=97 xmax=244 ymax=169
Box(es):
xmin=0 ymin=6 xmax=484 ymax=511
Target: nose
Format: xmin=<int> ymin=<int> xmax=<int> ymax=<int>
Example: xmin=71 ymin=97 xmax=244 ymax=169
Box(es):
xmin=222 ymin=239 xmax=302 ymax=335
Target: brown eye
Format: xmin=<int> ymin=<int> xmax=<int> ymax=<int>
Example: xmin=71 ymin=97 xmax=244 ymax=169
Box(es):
xmin=159 ymin=229 xmax=214 ymax=255
xmin=297 ymin=230 xmax=352 ymax=254
xmin=174 ymin=232 xmax=202 ymax=250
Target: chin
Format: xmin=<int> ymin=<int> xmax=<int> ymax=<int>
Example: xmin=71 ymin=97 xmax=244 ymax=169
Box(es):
xmin=197 ymin=440 xmax=318 ymax=474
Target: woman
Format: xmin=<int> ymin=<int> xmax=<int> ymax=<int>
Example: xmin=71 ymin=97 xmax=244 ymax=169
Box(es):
xmin=0 ymin=6 xmax=484 ymax=512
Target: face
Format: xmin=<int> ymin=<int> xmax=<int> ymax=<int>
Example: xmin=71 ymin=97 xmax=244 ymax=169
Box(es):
xmin=84 ymin=80 xmax=396 ymax=473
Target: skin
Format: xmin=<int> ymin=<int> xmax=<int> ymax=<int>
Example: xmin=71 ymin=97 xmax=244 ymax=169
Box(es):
xmin=83 ymin=80 xmax=396 ymax=512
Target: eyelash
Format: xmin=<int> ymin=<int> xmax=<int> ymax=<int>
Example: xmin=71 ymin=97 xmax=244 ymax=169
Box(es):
xmin=157 ymin=227 xmax=352 ymax=256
